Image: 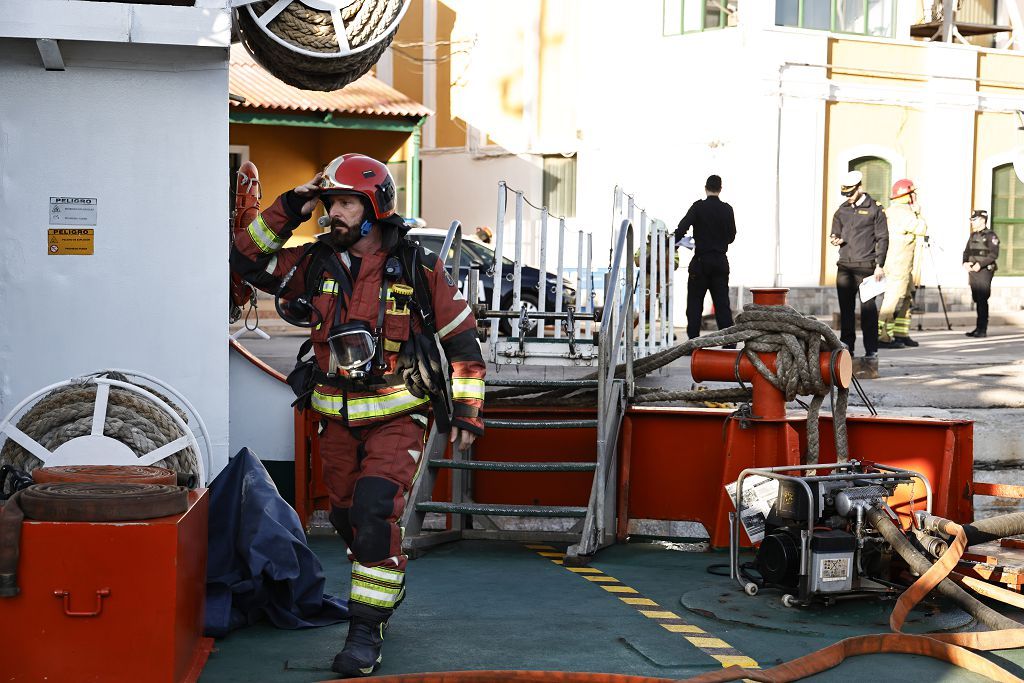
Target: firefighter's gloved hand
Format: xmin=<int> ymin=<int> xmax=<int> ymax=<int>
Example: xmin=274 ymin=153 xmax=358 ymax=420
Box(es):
xmin=413 ymin=334 xmax=444 ymax=397
xmin=395 ymin=340 xmax=425 ymax=398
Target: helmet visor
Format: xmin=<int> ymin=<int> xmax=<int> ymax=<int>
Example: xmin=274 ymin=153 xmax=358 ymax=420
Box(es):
xmin=327 ymin=326 xmax=376 ymax=375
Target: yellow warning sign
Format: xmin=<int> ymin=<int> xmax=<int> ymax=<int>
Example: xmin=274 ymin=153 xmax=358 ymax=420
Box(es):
xmin=48 ymin=228 xmax=94 ymax=255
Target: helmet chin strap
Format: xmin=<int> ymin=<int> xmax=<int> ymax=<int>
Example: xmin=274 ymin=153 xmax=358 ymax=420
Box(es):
xmin=360 ymin=219 xmax=373 ymax=237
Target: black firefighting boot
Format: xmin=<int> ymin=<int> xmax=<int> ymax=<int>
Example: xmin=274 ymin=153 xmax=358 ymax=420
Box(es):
xmin=332 ymin=616 xmax=386 ymax=677
xmin=894 ymin=335 xmax=919 ymax=347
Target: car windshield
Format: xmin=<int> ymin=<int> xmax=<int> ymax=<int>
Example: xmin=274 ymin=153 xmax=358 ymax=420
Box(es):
xmin=462 ymin=240 xmax=513 ymax=268
xmin=414 ymin=234 xmax=513 ymax=268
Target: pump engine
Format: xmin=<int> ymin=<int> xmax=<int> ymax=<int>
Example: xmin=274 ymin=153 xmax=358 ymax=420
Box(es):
xmin=730 ymin=462 xmax=932 ymax=606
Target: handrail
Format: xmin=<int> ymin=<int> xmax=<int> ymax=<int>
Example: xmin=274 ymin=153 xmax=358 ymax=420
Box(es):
xmin=611 ymin=186 xmax=673 ymax=356
xmin=439 ymin=219 xmax=463 ymax=277
xmin=229 ymin=337 xmax=288 ymax=383
xmin=571 ymin=219 xmax=633 ymax=557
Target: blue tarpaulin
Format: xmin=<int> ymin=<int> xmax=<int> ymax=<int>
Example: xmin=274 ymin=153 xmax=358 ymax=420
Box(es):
xmin=205 ymin=448 xmax=348 ymax=637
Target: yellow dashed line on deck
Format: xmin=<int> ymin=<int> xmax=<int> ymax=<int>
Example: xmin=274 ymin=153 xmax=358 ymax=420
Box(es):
xmin=524 ymin=544 xmax=759 ymax=671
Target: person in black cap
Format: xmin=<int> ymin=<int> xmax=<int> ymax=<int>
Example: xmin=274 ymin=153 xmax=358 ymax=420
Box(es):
xmin=675 ymin=174 xmax=736 ymax=342
xmin=962 ymin=209 xmax=1000 ymax=338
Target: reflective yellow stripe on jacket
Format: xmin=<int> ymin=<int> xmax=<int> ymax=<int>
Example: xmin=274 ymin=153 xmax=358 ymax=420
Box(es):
xmin=311 ymin=386 xmax=430 ymax=421
xmin=451 ymin=377 xmax=485 ymax=401
xmin=246 ymin=214 xmax=286 ymax=254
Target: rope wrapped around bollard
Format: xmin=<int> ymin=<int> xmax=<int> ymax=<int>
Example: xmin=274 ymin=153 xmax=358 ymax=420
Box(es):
xmin=0 ymin=479 xmax=189 ymax=597
xmin=487 ymin=303 xmax=851 ymax=463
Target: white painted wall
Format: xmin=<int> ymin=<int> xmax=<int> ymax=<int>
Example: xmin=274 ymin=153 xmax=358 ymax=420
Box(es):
xmin=0 ymin=38 xmax=230 ymax=475
xmin=229 ymin=348 xmax=293 ymax=462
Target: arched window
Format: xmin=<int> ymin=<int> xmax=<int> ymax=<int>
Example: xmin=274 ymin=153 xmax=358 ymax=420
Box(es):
xmin=849 ymin=156 xmax=892 ymax=209
xmin=991 ymin=164 xmax=1023 ymax=275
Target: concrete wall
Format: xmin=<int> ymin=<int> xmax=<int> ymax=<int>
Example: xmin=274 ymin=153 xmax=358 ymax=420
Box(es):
xmin=0 ymin=37 xmax=231 ymax=477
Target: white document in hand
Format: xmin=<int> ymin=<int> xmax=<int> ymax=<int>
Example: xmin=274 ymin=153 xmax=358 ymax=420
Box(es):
xmin=859 ymin=275 xmax=886 ymax=303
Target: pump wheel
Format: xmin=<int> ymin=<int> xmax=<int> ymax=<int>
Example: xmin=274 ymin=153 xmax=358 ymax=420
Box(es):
xmin=744 ymin=582 xmax=759 ymax=597
xmin=781 ymin=594 xmax=798 ymax=608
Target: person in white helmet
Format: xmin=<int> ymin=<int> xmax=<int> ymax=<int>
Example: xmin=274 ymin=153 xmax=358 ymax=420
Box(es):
xmin=829 ymin=169 xmax=888 ymax=379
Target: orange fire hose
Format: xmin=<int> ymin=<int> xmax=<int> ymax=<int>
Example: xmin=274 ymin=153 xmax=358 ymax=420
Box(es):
xmin=32 ymin=464 xmax=176 ymax=486
xmin=684 ymin=518 xmax=1024 ymax=683
xmin=350 ymin=514 xmax=1024 ymax=683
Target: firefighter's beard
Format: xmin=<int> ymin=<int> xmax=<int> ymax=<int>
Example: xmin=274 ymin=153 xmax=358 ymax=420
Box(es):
xmin=323 ymin=219 xmax=364 ymax=250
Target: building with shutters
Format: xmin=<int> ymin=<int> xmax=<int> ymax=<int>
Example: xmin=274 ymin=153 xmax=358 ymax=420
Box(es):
xmin=377 ymin=0 xmax=1024 ymax=314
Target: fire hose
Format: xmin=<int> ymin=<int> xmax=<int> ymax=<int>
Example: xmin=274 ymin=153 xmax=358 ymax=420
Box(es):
xmin=0 ymin=473 xmax=188 ymax=598
xmin=0 ymin=371 xmax=201 ymax=496
xmin=488 ymin=302 xmax=855 ymax=463
xmin=681 ymin=508 xmax=1024 ymax=682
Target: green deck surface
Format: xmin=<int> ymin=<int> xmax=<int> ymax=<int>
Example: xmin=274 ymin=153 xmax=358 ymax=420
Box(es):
xmin=200 ymin=538 xmax=1024 ymax=682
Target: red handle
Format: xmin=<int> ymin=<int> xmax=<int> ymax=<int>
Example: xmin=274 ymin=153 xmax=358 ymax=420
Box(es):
xmin=53 ymin=588 xmax=110 ymax=617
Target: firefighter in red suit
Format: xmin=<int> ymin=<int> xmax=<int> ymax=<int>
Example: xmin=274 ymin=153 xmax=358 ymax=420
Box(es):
xmin=230 ymin=154 xmax=485 ymax=677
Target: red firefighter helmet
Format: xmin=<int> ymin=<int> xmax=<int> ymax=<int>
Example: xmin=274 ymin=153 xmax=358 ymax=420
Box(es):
xmin=320 ymin=153 xmax=397 ymax=220
xmin=890 ymin=178 xmax=917 ymax=200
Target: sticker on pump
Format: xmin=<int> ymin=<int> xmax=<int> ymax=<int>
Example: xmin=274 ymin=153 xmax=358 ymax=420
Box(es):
xmin=48 ymin=228 xmax=94 ymax=255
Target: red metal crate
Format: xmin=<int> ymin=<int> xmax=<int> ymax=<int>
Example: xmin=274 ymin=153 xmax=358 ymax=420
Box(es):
xmin=0 ymin=489 xmax=212 ymax=682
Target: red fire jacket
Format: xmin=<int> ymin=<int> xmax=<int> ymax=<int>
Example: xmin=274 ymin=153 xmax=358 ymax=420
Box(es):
xmin=231 ymin=193 xmax=485 ymax=434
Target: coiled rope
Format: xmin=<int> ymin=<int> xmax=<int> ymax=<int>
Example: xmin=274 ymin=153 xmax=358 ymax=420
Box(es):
xmin=488 ymin=303 xmax=851 ymax=464
xmin=0 ymin=372 xmax=199 ymax=495
xmin=237 ymin=0 xmax=404 ymax=91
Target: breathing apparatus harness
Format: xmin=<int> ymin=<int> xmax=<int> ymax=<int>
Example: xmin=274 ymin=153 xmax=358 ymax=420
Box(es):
xmin=278 ymin=233 xmax=452 ymax=431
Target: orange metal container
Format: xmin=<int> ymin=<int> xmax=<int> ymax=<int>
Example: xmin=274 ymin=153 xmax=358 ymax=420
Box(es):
xmin=0 ymin=489 xmax=212 ymax=682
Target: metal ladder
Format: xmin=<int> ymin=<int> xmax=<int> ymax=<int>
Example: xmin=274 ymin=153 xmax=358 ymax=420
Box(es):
xmin=401 ymin=219 xmax=636 ymax=563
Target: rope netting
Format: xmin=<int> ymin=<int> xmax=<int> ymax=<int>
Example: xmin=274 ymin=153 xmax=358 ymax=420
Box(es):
xmin=488 ymin=303 xmax=851 ymax=464
xmin=0 ymin=372 xmax=199 ymax=495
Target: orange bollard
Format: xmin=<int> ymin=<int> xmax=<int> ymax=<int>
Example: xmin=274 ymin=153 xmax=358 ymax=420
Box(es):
xmin=690 ymin=288 xmax=853 ymax=544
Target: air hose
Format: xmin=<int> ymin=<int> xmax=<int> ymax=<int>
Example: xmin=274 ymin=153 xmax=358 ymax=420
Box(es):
xmin=932 ymin=511 xmax=1024 ymax=548
xmin=866 ymin=506 xmax=1020 ymax=631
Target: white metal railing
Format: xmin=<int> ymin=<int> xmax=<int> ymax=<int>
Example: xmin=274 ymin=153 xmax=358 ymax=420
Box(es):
xmin=611 ymin=186 xmax=675 ymax=358
xmin=569 ymin=218 xmax=634 ymax=558
xmin=485 ymin=181 xmax=597 ymax=366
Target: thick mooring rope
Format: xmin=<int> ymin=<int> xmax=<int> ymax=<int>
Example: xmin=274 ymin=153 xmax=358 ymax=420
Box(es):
xmin=0 ymin=372 xmax=199 ymax=495
xmin=487 ymin=303 xmax=850 ymax=464
xmin=237 ymin=0 xmax=404 ymax=91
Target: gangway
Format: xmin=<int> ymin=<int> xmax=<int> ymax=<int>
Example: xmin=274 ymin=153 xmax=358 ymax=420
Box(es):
xmin=403 ymin=200 xmax=647 ymax=561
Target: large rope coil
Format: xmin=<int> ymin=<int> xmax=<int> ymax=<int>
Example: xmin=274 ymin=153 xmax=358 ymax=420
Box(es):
xmin=236 ymin=0 xmax=407 ymax=91
xmin=0 ymin=372 xmax=200 ymax=495
xmin=488 ymin=303 xmax=853 ymax=464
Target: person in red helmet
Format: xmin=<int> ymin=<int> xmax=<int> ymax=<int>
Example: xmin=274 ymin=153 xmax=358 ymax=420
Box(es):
xmin=878 ymin=178 xmax=927 ymax=348
xmin=230 ymin=153 xmax=485 ymax=677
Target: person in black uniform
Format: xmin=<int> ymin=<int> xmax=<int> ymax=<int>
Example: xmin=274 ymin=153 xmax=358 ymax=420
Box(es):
xmin=675 ymin=174 xmax=737 ymax=341
xmin=963 ymin=209 xmax=1000 ymax=338
xmin=830 ymin=170 xmax=888 ymax=378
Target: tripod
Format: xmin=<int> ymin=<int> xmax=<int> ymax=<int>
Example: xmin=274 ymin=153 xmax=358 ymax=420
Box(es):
xmin=915 ymin=236 xmax=952 ymax=331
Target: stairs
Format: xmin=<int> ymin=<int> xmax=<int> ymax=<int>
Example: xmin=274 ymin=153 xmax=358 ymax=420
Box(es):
xmin=401 ymin=378 xmax=626 ymax=563
xmin=399 ymin=216 xmax=635 ymax=564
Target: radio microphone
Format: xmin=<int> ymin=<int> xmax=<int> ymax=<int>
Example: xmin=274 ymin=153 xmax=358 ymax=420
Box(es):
xmin=318 ymin=215 xmax=331 ymax=228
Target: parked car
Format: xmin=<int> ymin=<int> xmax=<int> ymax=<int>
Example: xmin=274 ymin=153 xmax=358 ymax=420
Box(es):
xmin=407 ymin=228 xmax=576 ymax=334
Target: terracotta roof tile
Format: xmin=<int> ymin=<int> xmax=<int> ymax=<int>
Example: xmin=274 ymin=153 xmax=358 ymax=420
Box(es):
xmin=229 ymin=44 xmax=431 ymax=119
